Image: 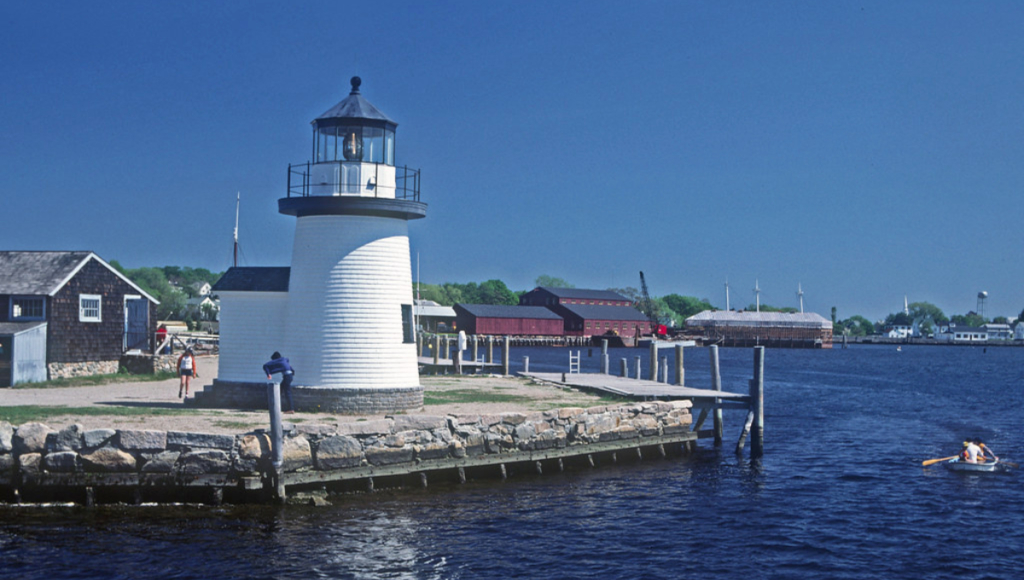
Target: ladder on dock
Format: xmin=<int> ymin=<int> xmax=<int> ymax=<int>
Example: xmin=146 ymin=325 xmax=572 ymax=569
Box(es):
xmin=568 ymin=350 xmax=581 ymax=374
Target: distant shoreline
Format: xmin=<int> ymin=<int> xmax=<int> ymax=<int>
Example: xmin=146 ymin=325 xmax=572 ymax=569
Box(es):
xmin=837 ymin=336 xmax=1022 ymax=347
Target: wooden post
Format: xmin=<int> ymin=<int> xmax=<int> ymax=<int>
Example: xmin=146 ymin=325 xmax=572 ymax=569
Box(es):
xmin=735 ymin=410 xmax=754 ymax=455
xmin=503 ymin=336 xmax=510 ymax=375
xmin=620 ymin=358 xmax=628 ymax=377
xmin=535 ymin=461 xmax=543 ymax=475
xmin=487 ymin=336 xmax=494 ymax=364
xmin=675 ymin=344 xmax=684 ymax=386
xmin=751 ymin=346 xmax=765 ymax=458
xmin=649 ymin=341 xmax=658 ymax=380
xmin=267 ymin=380 xmax=285 ymax=503
xmin=710 ymin=345 xmax=723 ymax=447
xmin=523 ymin=356 xmax=529 ymax=373
xmin=432 ymin=335 xmax=440 ymax=366
xmin=660 ymin=356 xmax=668 ymax=382
xmin=635 ymin=356 xmax=642 ymax=380
xmin=420 ymin=472 xmax=428 ymax=488
xmin=601 ymin=339 xmax=609 ymax=374
xmin=458 ymin=467 xmax=466 ymax=484
xmin=499 ymin=463 xmax=507 ymax=479
xmin=472 ymin=335 xmax=479 ymax=364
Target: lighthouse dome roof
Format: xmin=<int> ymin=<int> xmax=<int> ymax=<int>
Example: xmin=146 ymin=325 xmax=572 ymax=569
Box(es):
xmin=314 ymin=76 xmax=396 ymax=129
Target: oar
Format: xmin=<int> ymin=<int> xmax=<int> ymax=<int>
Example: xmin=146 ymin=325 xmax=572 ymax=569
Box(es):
xmin=922 ymin=456 xmax=959 ymax=467
xmin=1000 ymin=461 xmax=1019 ymax=468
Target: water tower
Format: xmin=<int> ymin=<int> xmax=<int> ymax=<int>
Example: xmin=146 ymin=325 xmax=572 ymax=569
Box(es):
xmin=279 ymin=77 xmax=427 ymax=413
xmin=977 ymin=291 xmax=988 ymax=318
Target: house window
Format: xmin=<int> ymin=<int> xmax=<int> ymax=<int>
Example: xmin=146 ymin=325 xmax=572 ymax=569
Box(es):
xmin=79 ymin=294 xmax=102 ymax=322
xmin=11 ymin=296 xmax=45 ymax=320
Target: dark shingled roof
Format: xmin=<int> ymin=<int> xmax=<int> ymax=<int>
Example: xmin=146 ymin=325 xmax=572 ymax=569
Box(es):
xmin=533 ymin=287 xmax=631 ymax=302
xmin=455 ymin=304 xmax=562 ymax=320
xmin=0 ymin=251 xmax=158 ymax=302
xmin=0 ymin=251 xmax=95 ymax=295
xmin=559 ymin=303 xmax=650 ymax=321
xmin=212 ymin=267 xmax=291 ymax=292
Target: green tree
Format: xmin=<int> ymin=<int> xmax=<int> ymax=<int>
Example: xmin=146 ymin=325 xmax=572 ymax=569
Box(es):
xmin=840 ymin=315 xmax=875 ymax=336
xmin=535 ymin=275 xmax=574 ymax=289
xmin=951 ymin=313 xmax=987 ymax=327
xmin=992 ymin=316 xmax=1009 ymax=324
xmin=662 ymin=294 xmax=714 ymax=320
xmin=478 ymin=279 xmax=518 ymax=305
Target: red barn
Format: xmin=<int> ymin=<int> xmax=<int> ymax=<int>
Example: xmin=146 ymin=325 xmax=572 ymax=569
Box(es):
xmin=454 ymin=304 xmax=564 ymax=336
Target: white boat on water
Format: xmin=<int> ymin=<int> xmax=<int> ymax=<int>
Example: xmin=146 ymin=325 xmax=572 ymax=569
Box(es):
xmin=944 ymin=458 xmax=1003 ymax=473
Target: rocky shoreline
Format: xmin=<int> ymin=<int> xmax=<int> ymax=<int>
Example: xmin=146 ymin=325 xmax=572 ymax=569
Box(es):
xmin=0 ymin=399 xmax=694 ymax=505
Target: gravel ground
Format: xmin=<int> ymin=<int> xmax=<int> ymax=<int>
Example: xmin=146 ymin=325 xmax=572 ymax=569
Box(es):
xmin=1 ymin=356 xmax=611 ymax=434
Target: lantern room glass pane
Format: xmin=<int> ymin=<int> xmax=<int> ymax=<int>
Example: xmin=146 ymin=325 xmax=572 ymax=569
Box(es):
xmin=362 ymin=127 xmax=384 ymax=163
xmin=384 ymin=129 xmax=395 ymax=165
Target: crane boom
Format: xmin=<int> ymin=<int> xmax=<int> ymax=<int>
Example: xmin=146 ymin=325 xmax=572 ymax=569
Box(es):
xmin=639 ymin=271 xmax=667 ymax=337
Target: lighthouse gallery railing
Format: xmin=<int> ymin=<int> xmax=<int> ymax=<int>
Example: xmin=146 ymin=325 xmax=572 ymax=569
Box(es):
xmin=287 ymin=162 xmax=420 ymax=201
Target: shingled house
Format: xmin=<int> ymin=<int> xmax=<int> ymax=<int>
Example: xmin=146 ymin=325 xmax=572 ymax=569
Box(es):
xmin=0 ymin=251 xmax=159 ymax=384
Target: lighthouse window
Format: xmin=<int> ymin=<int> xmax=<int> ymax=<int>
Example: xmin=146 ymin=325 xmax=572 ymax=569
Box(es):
xmin=401 ymin=304 xmax=415 ymax=343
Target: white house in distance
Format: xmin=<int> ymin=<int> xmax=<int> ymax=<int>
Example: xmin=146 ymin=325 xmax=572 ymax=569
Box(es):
xmin=204 ymin=78 xmax=426 ymax=414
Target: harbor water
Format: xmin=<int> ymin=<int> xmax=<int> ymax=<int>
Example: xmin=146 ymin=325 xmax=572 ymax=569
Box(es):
xmin=2 ymin=345 xmax=1023 ymax=579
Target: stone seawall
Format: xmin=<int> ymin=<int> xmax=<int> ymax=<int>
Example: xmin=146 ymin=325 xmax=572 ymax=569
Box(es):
xmin=195 ymin=380 xmax=425 ymax=415
xmin=0 ymin=400 xmax=693 ymax=505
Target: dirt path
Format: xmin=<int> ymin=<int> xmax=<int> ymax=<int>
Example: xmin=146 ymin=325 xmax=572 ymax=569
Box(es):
xmin=1 ymin=356 xmax=612 ymax=434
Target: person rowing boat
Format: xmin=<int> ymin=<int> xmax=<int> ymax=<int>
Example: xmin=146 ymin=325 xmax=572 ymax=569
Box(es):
xmin=961 ymin=438 xmax=998 ymax=464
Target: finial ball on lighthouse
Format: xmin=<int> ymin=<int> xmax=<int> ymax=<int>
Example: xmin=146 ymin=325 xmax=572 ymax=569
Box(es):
xmin=350 ymin=76 xmax=362 ymax=93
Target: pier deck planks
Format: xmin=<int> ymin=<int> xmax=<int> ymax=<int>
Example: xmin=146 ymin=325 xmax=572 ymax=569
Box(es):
xmin=522 ymin=372 xmax=750 ymax=402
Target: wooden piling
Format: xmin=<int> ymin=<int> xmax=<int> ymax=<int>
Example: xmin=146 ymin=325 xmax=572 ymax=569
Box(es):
xmin=649 ymin=341 xmax=658 ymax=380
xmin=751 ymin=346 xmax=765 ymax=458
xmin=433 ymin=335 xmax=440 ymax=366
xmin=601 ymin=339 xmax=609 ymax=374
xmin=710 ymin=345 xmax=723 ymax=447
xmin=675 ymin=344 xmax=684 ymax=386
xmin=620 ymin=358 xmax=628 ymax=378
xmin=458 ymin=467 xmax=466 ymax=484
xmin=503 ymin=336 xmax=510 ymax=375
xmin=268 ymin=381 xmax=286 ymax=503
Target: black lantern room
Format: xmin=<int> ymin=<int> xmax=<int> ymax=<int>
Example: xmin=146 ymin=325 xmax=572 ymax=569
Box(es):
xmin=282 ymin=77 xmax=425 ymax=220
xmin=312 ymin=76 xmax=397 ymax=165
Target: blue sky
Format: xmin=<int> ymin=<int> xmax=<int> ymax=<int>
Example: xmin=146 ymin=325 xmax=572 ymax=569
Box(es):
xmin=3 ymin=1 xmax=1022 ymax=323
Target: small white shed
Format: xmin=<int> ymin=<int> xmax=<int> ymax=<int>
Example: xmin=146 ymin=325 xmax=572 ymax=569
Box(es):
xmin=0 ymin=321 xmax=48 ymax=386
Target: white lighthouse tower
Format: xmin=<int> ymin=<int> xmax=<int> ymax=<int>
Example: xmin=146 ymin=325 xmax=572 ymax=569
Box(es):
xmin=278 ymin=77 xmax=427 ymax=413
